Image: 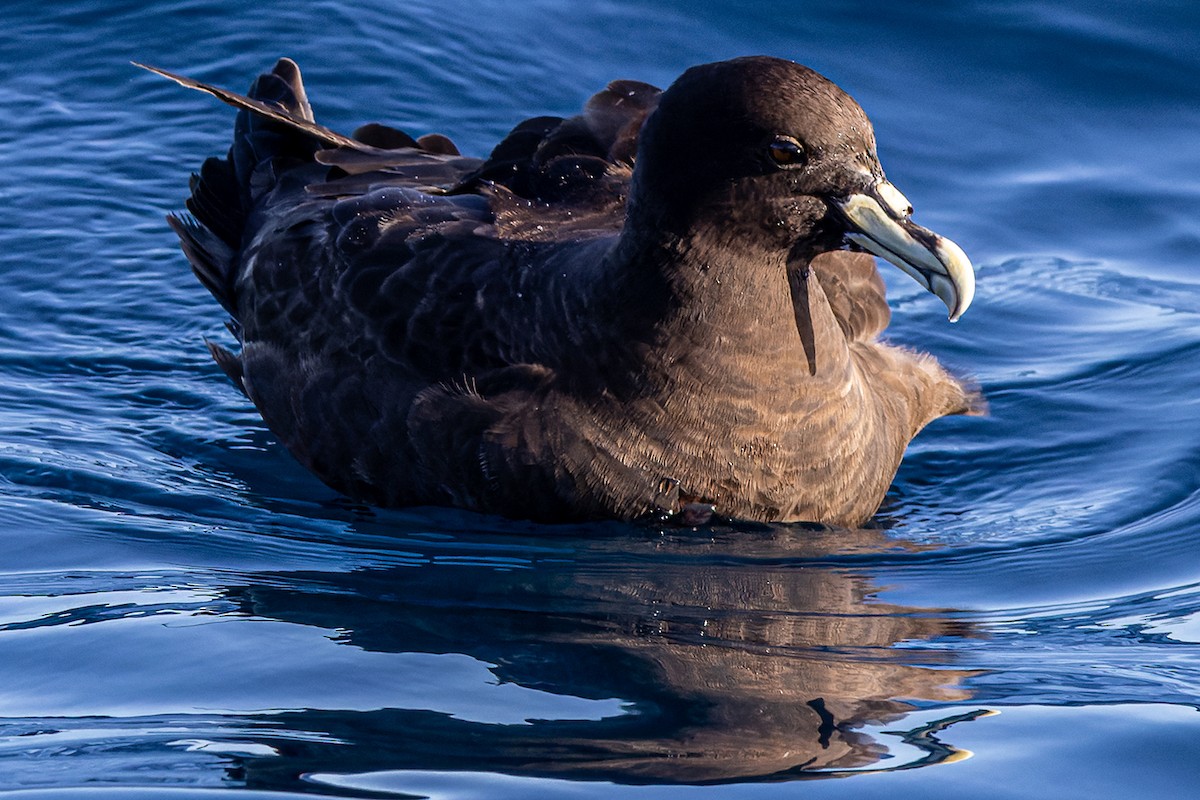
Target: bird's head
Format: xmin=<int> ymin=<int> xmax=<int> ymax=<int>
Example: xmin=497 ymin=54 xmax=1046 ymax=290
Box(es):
xmin=630 ymin=56 xmax=973 ymax=320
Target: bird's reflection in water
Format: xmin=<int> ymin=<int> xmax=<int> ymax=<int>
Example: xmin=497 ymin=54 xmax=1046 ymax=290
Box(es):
xmin=223 ymin=519 xmax=987 ymax=790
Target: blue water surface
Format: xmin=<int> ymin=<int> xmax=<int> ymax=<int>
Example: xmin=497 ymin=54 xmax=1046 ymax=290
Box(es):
xmin=2 ymin=1 xmax=1200 ymax=797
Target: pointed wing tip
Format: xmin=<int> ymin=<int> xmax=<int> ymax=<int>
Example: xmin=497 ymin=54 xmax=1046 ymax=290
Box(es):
xmin=132 ymin=61 xmax=167 ymax=76
xmin=132 ymin=61 xmax=200 ymax=90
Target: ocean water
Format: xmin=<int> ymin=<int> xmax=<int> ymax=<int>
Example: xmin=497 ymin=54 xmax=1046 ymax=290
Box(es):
xmin=2 ymin=0 xmax=1200 ymax=797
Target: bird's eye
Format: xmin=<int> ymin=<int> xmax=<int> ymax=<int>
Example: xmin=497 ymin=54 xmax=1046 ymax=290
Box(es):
xmin=767 ymin=137 xmax=806 ymax=168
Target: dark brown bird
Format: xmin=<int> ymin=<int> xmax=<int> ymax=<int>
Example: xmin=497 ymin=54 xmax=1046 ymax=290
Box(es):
xmin=142 ymin=56 xmax=977 ymax=526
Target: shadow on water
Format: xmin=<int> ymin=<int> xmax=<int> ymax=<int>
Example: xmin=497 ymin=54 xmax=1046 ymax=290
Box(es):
xmin=192 ymin=521 xmax=991 ymax=793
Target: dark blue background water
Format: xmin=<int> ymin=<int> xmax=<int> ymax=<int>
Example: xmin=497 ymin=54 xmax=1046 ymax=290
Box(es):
xmin=3 ymin=1 xmax=1199 ymax=797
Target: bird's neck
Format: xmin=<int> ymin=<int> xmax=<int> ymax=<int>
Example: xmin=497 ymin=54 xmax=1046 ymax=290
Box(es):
xmin=605 ymin=220 xmax=855 ymax=395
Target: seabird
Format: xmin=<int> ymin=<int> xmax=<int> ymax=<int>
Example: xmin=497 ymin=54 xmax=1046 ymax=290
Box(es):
xmin=142 ymin=56 xmax=978 ymax=525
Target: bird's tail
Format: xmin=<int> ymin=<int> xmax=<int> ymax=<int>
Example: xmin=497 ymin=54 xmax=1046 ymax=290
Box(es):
xmin=141 ymin=58 xmax=344 ymax=317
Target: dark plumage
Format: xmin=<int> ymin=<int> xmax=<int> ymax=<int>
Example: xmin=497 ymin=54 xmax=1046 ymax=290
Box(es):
xmin=145 ymin=56 xmax=978 ymax=526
